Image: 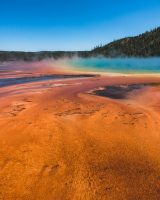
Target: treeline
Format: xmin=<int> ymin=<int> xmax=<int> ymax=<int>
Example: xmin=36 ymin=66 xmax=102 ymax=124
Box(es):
xmin=0 ymin=51 xmax=90 ymax=62
xmin=0 ymin=27 xmax=160 ymax=61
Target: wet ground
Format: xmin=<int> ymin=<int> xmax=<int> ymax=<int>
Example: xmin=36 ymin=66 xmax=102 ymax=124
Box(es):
xmin=0 ymin=74 xmax=95 ymax=87
xmin=92 ymin=83 xmax=160 ymax=99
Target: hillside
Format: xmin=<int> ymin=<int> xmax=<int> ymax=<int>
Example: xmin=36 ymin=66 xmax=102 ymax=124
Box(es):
xmin=91 ymin=27 xmax=160 ymax=57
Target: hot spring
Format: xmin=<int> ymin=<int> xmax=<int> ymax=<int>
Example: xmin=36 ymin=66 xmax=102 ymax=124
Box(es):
xmin=66 ymin=57 xmax=160 ymax=74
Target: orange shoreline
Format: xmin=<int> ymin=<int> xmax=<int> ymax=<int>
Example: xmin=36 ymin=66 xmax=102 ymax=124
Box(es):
xmin=1 ymin=72 xmax=160 ymax=199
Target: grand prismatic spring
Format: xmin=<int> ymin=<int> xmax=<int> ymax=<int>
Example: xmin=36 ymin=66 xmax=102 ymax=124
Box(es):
xmin=1 ymin=0 xmax=160 ymax=199
xmin=0 ymin=57 xmax=160 ymax=199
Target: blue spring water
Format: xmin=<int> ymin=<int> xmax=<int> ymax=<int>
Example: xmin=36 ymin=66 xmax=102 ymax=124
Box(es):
xmin=68 ymin=57 xmax=160 ymax=74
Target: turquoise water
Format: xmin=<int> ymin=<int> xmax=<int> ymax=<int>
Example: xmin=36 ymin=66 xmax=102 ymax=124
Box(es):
xmin=68 ymin=57 xmax=160 ymax=74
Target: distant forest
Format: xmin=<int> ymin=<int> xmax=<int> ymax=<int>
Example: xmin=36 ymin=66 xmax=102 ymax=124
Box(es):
xmin=0 ymin=27 xmax=160 ymax=61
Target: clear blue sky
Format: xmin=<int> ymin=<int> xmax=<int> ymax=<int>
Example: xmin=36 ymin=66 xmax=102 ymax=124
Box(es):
xmin=0 ymin=0 xmax=160 ymax=51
